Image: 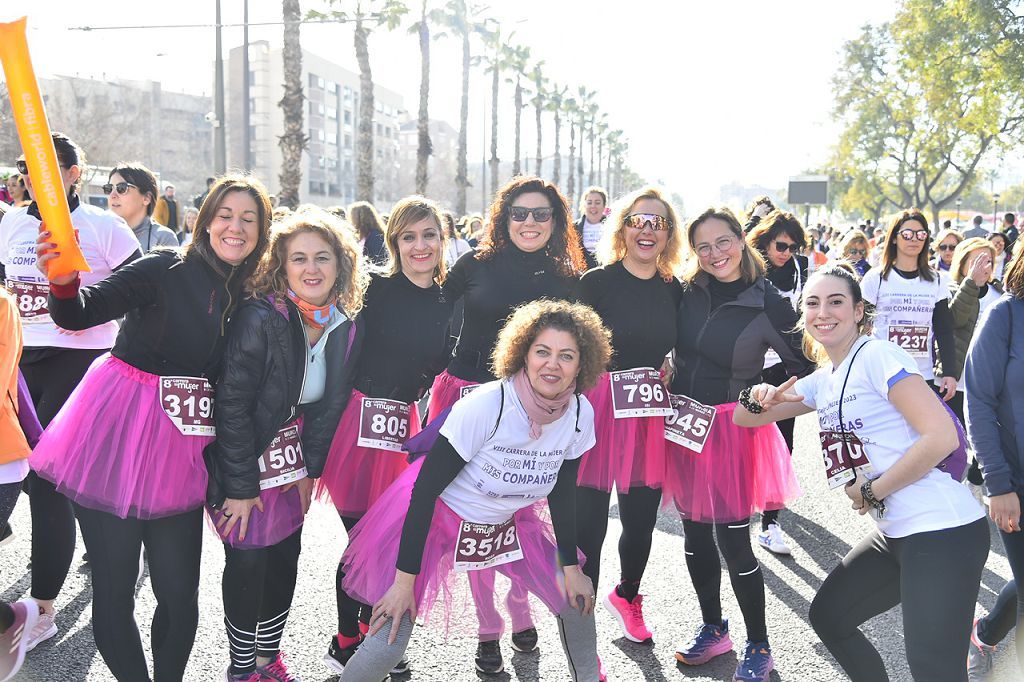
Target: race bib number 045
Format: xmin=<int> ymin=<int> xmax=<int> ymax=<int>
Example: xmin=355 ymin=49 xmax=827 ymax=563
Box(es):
xmin=257 ymin=422 xmax=306 ymax=490
xmin=664 ymin=394 xmax=717 ymax=453
xmin=6 ymin=279 xmax=49 ymax=322
xmin=887 ymin=325 xmax=929 ymax=358
xmin=453 ymin=517 xmax=523 ymax=572
xmin=159 ymin=376 xmax=215 ymax=436
xmin=357 ymin=397 xmax=411 ymax=452
xmin=609 ymin=368 xmax=673 ymax=418
xmin=819 ymin=430 xmax=873 ymax=489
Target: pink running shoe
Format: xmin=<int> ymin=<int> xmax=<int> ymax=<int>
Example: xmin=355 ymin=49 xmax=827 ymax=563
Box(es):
xmin=0 ymin=600 xmax=38 ymax=682
xmin=604 ymin=589 xmax=653 ymax=642
xmin=257 ymin=652 xmax=299 ymax=682
xmin=598 ymin=654 xmax=608 ymax=681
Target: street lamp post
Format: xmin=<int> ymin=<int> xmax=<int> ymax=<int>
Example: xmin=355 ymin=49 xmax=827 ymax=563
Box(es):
xmin=994 ymin=193 xmax=1001 ymax=233
xmin=955 ymin=198 xmax=962 ymax=228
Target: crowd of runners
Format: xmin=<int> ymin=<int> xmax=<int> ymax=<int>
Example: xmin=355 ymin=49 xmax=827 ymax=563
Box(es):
xmin=0 ymin=132 xmax=1023 ymax=682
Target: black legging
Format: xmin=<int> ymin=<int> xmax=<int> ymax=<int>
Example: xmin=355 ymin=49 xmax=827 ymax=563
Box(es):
xmin=337 ymin=514 xmax=370 ymax=638
xmin=575 ymin=485 xmax=661 ymax=599
xmin=761 ymin=417 xmax=794 ymax=529
xmin=682 ymin=518 xmax=767 ymax=643
xmin=75 ymin=504 xmax=203 ymax=682
xmin=223 ymin=528 xmax=303 ymax=675
xmin=976 ymin=493 xmax=1024 ymax=670
xmin=809 ymin=517 xmax=988 ymax=681
xmin=20 ymin=347 xmax=105 ymax=602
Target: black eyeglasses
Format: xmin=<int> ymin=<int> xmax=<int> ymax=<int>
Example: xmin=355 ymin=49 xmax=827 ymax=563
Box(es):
xmin=773 ymin=241 xmax=798 ymax=253
xmin=847 ymin=248 xmax=867 ymax=257
xmin=937 ymin=243 xmax=957 ymax=252
xmin=508 ymin=206 xmax=553 ymax=223
xmin=102 ymin=182 xmax=139 ymax=196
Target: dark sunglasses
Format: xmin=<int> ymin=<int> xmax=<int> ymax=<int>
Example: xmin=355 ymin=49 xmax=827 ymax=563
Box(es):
xmin=17 ymin=159 xmax=68 ymax=175
xmin=508 ymin=206 xmax=553 ymax=223
xmin=846 ymin=248 xmax=867 ymax=257
xmin=773 ymin=241 xmax=798 ymax=253
xmin=102 ymin=181 xmax=138 ymax=196
xmin=936 ymin=243 xmax=957 ymax=252
xmin=624 ymin=213 xmax=670 ymax=232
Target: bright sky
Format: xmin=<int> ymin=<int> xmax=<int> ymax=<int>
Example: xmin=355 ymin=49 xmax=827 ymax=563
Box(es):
xmin=8 ymin=0 xmax=899 ymax=210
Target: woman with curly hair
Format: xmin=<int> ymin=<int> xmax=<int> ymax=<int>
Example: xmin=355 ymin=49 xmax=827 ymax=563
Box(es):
xmin=338 ymin=299 xmax=610 ymax=682
xmin=576 ymin=187 xmax=684 ymax=648
xmin=209 ymin=207 xmax=366 ymax=682
xmin=667 ymin=207 xmax=808 ymax=682
xmin=317 ymin=197 xmax=454 ymax=676
xmin=423 ymin=175 xmax=585 ymax=670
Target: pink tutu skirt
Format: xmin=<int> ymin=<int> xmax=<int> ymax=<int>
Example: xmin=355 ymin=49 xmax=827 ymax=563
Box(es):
xmin=30 ymin=354 xmax=210 ymax=520
xmin=316 ymin=388 xmax=421 ymax=517
xmin=663 ymin=402 xmax=801 ymax=524
xmin=426 ymin=370 xmax=477 ymax=422
xmin=578 ymin=373 xmax=667 ymax=492
xmin=208 ymin=485 xmax=305 ymax=549
xmin=340 ymin=458 xmax=579 ymax=636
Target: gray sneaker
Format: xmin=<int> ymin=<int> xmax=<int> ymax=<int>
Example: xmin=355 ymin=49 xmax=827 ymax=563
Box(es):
xmin=967 ymin=619 xmax=995 ymax=682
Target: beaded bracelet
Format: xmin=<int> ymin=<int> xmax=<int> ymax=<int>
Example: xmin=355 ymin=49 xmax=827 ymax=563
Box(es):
xmin=738 ymin=386 xmax=764 ymax=414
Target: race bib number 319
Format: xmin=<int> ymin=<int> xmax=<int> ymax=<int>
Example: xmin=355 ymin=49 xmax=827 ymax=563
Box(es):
xmin=453 ymin=517 xmax=523 ymax=572
xmin=357 ymin=397 xmax=411 ymax=452
xmin=159 ymin=376 xmax=215 ymax=436
xmin=664 ymin=394 xmax=716 ymax=453
xmin=609 ymin=368 xmax=673 ymax=418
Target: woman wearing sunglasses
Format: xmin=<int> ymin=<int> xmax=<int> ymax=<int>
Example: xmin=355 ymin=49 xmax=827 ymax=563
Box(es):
xmin=743 ymin=211 xmax=810 ymax=555
xmin=861 ymin=210 xmax=959 ymax=403
xmin=575 ymin=188 xmax=683 ymax=651
xmin=30 ymin=175 xmax=271 ymax=681
xmin=666 ymin=207 xmax=808 ymax=682
xmin=0 ymin=132 xmax=141 ymax=654
xmin=838 ymin=229 xmax=871 ymax=278
xmin=105 ymin=163 xmax=179 ymax=254
xmin=425 ymin=175 xmax=586 ymax=673
xmin=932 ymin=228 xmax=963 ymax=274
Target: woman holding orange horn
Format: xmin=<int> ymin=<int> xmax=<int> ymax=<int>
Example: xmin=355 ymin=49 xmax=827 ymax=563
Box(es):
xmin=0 ymin=132 xmax=141 ymax=653
xmin=29 ymin=175 xmax=272 ymax=682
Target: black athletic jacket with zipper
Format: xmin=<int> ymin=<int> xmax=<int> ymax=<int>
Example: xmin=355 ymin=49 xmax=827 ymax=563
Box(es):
xmin=671 ymin=272 xmax=812 ymax=406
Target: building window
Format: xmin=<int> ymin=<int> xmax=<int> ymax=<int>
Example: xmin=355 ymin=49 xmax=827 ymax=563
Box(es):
xmin=329 ymin=183 xmax=341 ymax=196
xmin=327 ymin=81 xmax=337 ymax=94
xmin=385 ymin=126 xmax=391 ymax=138
xmin=308 ymin=73 xmax=319 ymax=89
xmin=344 ymin=134 xmax=352 ymax=148
xmin=248 ymin=70 xmax=256 ymax=86
xmin=343 ymin=110 xmax=352 ymax=124
xmin=327 ymin=107 xmax=337 ymax=119
xmin=327 ymin=132 xmax=337 ymax=145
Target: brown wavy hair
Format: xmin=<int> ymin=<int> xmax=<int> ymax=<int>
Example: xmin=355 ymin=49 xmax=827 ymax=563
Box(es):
xmin=1002 ymin=238 xmax=1024 ymax=298
xmin=682 ymin=207 xmax=766 ymax=284
xmin=477 ymin=176 xmax=585 ymax=278
xmin=880 ymin=209 xmax=936 ymax=282
xmin=596 ymin=186 xmax=684 ymax=279
xmin=247 ymin=207 xmax=368 ymax=317
xmin=746 ymin=210 xmax=808 ymax=254
xmin=491 ymin=299 xmax=611 ymax=392
xmin=799 ymin=264 xmax=875 ymax=366
xmin=185 ymin=174 xmax=272 ymax=281
xmin=384 ymin=195 xmax=448 ymax=283
xmin=348 ymin=200 xmax=385 ymax=241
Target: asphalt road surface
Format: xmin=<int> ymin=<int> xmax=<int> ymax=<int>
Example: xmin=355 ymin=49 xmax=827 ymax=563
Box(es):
xmin=3 ymin=414 xmax=1020 ymax=681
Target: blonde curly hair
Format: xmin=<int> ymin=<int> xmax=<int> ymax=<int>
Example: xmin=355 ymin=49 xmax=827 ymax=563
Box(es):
xmin=247 ymin=207 xmax=369 ymax=317
xmin=491 ymin=299 xmax=611 ymax=392
xmin=596 ymin=186 xmax=684 ymax=278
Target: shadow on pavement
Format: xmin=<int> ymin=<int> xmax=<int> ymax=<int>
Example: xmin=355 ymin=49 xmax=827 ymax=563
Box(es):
xmin=611 ymin=637 xmax=668 ymax=682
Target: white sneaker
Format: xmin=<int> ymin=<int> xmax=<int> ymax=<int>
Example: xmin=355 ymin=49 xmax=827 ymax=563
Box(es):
xmin=757 ymin=523 xmax=792 ymax=556
xmin=25 ymin=610 xmax=57 ymax=651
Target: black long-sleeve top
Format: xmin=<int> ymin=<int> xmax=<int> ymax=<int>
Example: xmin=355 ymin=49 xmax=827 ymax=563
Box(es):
xmin=443 ymin=247 xmax=579 ymax=382
xmin=353 ymin=272 xmax=454 ymax=402
xmin=671 ymin=273 xmax=812 ymax=406
xmin=48 ymin=250 xmax=248 ymax=379
xmin=395 ymin=435 xmax=580 ymax=574
xmin=579 ymin=261 xmax=683 ymax=371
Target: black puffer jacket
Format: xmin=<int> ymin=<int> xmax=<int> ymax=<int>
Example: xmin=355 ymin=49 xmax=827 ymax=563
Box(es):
xmin=208 ymin=295 xmax=362 ymax=500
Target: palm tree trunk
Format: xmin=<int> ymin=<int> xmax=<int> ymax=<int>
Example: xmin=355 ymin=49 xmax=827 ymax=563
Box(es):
xmin=355 ymin=11 xmax=375 ymax=202
xmin=567 ymin=119 xmax=576 ymax=205
xmin=415 ymin=1 xmax=432 ymax=195
xmin=605 ymin=147 xmax=611 ymax=194
xmin=577 ymin=111 xmax=585 ymax=191
xmin=552 ymin=115 xmax=561 ymax=186
xmin=512 ymin=78 xmax=523 ymax=176
xmin=534 ymin=98 xmax=542 ymax=177
xmin=588 ymin=123 xmax=595 ymax=186
xmin=455 ymin=27 xmax=470 ymax=215
xmin=489 ymin=66 xmax=499 ymax=195
xmin=597 ymin=137 xmax=604 ymax=188
xmin=278 ymin=0 xmax=304 ymax=209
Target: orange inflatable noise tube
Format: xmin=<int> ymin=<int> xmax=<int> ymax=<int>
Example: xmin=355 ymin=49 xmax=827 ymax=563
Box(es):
xmin=0 ymin=16 xmax=90 ymax=277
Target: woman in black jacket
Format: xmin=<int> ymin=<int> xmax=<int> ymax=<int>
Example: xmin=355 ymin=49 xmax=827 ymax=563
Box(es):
xmin=667 ymin=207 xmax=809 ymax=682
xmin=210 ymin=208 xmax=366 ymax=682
xmin=30 ymin=175 xmax=272 ymax=682
xmin=349 ymin=200 xmax=388 ymax=266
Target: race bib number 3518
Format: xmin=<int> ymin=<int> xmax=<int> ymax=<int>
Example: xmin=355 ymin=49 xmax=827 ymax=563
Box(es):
xmin=159 ymin=376 xmax=215 ymax=436
xmin=453 ymin=517 xmax=523 ymax=572
xmin=609 ymin=368 xmax=673 ymax=418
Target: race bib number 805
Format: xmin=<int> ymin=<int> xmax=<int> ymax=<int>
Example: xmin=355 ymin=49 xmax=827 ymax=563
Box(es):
xmin=357 ymin=397 xmax=411 ymax=452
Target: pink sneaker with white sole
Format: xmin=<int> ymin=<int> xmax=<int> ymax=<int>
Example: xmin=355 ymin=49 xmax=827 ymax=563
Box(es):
xmin=604 ymin=589 xmax=653 ymax=642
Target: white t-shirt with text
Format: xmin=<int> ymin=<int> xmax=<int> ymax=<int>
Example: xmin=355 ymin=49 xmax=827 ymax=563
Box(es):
xmin=794 ymin=337 xmax=983 ymax=538
xmin=581 ymin=220 xmax=604 ymax=255
xmin=439 ymin=379 xmax=596 ymax=524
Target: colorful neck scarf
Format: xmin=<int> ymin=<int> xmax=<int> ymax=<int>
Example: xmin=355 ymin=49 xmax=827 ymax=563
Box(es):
xmin=511 ymin=368 xmax=576 ymax=439
xmin=286 ymin=289 xmax=338 ymax=329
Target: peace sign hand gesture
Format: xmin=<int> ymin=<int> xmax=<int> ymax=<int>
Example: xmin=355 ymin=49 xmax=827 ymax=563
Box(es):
xmin=750 ymin=376 xmax=805 ymax=412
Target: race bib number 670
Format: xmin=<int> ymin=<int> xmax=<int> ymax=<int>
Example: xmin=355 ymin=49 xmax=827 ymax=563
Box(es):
xmin=159 ymin=376 xmax=215 ymax=436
